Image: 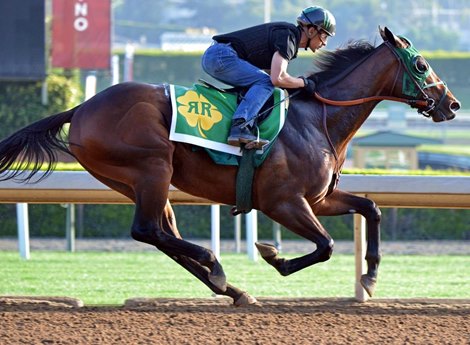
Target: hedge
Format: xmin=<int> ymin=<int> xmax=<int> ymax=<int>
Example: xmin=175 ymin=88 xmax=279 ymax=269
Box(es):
xmin=0 ymin=74 xmax=82 ymax=139
xmin=0 ymin=203 xmax=469 ymax=241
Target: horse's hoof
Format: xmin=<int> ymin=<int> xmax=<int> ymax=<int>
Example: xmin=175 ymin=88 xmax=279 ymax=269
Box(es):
xmin=233 ymin=292 xmax=258 ymax=307
xmin=255 ymin=242 xmax=278 ymax=259
xmin=360 ymin=274 xmax=377 ymax=297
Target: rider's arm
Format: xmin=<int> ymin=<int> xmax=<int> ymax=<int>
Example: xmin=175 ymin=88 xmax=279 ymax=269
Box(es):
xmin=270 ymin=51 xmax=305 ymax=89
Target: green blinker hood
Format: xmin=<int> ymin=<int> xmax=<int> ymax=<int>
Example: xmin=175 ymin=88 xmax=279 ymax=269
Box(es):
xmin=392 ymin=37 xmax=432 ymax=97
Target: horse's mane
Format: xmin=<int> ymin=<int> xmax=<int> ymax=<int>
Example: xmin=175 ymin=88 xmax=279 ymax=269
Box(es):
xmin=309 ymin=40 xmax=376 ymax=84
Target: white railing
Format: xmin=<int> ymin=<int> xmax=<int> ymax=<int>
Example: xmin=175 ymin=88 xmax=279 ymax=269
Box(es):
xmin=1 ymin=171 xmax=469 ymax=301
xmin=2 ymin=171 xmax=469 ymax=207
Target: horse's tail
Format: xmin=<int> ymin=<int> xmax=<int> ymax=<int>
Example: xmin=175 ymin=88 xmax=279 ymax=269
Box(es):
xmin=0 ymin=107 xmax=77 ymax=182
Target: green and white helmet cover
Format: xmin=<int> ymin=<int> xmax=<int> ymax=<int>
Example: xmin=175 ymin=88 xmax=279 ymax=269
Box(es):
xmin=297 ymin=6 xmax=336 ymax=36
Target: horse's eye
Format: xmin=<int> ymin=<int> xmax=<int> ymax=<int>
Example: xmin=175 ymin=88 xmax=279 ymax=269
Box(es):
xmin=413 ymin=56 xmax=428 ymax=73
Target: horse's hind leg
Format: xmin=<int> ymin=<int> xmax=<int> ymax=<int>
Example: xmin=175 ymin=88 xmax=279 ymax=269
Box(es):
xmin=75 ymin=167 xmax=250 ymax=304
xmin=130 ymin=174 xmax=228 ymax=292
xmin=159 ymin=201 xmax=257 ymax=306
xmin=75 ymin=162 xmax=229 ymax=292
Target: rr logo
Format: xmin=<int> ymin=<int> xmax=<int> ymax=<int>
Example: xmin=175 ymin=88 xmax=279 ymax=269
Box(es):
xmin=177 ymin=91 xmax=222 ymax=138
xmin=186 ymin=101 xmax=212 ymax=116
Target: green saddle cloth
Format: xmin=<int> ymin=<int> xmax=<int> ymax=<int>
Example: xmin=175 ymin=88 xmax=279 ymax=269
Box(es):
xmin=169 ymin=83 xmax=288 ymax=167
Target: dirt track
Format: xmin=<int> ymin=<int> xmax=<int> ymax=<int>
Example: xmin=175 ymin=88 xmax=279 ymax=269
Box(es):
xmin=2 ymin=240 xmax=469 ymax=344
xmin=1 ymin=297 xmax=469 ymax=345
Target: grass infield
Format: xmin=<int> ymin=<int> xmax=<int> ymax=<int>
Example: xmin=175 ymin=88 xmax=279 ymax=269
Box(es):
xmin=0 ymin=251 xmax=468 ymax=305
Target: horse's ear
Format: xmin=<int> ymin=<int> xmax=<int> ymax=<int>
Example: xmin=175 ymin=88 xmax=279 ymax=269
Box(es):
xmin=379 ymin=26 xmax=408 ymax=48
xmin=379 ymin=26 xmax=395 ymax=43
xmin=379 ymin=26 xmax=387 ymax=41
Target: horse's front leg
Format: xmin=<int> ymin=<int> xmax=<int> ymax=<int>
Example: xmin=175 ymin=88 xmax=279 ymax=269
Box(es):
xmin=312 ymin=189 xmax=382 ymax=297
xmin=258 ymin=196 xmax=335 ymax=276
xmin=130 ymin=170 xmax=227 ymax=292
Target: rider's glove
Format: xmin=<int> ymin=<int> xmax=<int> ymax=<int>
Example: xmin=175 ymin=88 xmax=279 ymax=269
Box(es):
xmin=300 ymin=76 xmax=316 ymax=95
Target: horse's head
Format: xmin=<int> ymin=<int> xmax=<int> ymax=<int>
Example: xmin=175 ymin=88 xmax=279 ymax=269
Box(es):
xmin=380 ymin=27 xmax=460 ymax=122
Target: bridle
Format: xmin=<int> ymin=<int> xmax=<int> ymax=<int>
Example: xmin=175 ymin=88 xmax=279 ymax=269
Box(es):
xmin=314 ymin=40 xmax=448 ymax=118
xmin=383 ymin=40 xmax=448 ymax=117
xmin=314 ymin=39 xmax=449 ymax=182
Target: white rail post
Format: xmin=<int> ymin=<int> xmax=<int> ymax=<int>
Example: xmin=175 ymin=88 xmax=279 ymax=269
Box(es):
xmin=211 ymin=205 xmax=220 ymax=260
xmin=234 ymin=215 xmax=241 ymax=253
xmin=246 ymin=210 xmax=258 ymax=261
xmin=66 ymin=204 xmax=76 ymax=252
xmin=124 ymin=43 xmax=134 ymax=82
xmin=272 ymin=221 xmax=282 ymax=251
xmin=84 ymin=73 xmax=97 ymax=100
xmin=16 ymin=203 xmax=30 ymax=260
xmin=354 ymin=212 xmax=368 ymax=302
xmin=111 ymin=55 xmax=120 ymax=85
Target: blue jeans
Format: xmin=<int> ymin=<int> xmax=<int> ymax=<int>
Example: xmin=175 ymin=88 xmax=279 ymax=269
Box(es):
xmin=202 ymin=42 xmax=274 ymax=123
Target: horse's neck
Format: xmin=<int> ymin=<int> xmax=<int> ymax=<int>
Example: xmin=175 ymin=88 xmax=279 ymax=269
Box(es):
xmin=324 ymin=49 xmax=397 ymax=155
xmin=327 ymin=100 xmax=378 ymax=155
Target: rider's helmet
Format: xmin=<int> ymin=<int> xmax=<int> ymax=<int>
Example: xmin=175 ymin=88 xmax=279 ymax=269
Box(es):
xmin=297 ymin=6 xmax=336 ymax=37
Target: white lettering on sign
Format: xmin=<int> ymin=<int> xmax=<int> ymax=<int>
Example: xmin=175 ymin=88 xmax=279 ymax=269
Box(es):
xmin=74 ymin=2 xmax=89 ymax=32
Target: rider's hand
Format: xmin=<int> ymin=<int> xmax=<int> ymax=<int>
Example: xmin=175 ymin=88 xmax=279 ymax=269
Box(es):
xmin=300 ymin=76 xmax=316 ymax=95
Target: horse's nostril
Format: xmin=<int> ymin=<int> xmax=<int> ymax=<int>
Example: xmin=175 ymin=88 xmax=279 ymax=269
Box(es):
xmin=450 ymin=101 xmax=461 ymax=112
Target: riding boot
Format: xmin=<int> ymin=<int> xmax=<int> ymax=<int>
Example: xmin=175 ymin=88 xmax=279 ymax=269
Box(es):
xmin=227 ymin=119 xmax=257 ymax=146
xmin=227 ymin=119 xmax=269 ymax=148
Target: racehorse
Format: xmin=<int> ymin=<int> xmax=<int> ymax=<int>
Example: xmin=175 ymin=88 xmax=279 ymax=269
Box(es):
xmin=0 ymin=27 xmax=460 ymax=305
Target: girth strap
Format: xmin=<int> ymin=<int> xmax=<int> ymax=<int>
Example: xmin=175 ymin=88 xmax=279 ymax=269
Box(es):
xmin=232 ymin=147 xmax=256 ymax=215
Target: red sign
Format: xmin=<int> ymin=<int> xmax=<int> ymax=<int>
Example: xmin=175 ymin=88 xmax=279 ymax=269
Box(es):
xmin=52 ymin=0 xmax=110 ymax=69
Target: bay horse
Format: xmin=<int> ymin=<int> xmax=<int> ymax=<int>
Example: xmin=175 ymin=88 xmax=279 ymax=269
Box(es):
xmin=0 ymin=27 xmax=460 ymax=305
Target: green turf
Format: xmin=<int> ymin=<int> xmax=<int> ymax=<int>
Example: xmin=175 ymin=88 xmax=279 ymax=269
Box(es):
xmin=0 ymin=251 xmax=468 ymax=305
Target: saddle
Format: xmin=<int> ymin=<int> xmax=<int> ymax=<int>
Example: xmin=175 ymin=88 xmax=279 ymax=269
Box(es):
xmin=198 ymin=79 xmax=276 ymax=126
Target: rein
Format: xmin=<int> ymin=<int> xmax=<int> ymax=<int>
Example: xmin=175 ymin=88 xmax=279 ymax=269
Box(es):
xmin=314 ymin=92 xmax=428 ymax=108
xmin=313 ymin=41 xmax=445 ymax=111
